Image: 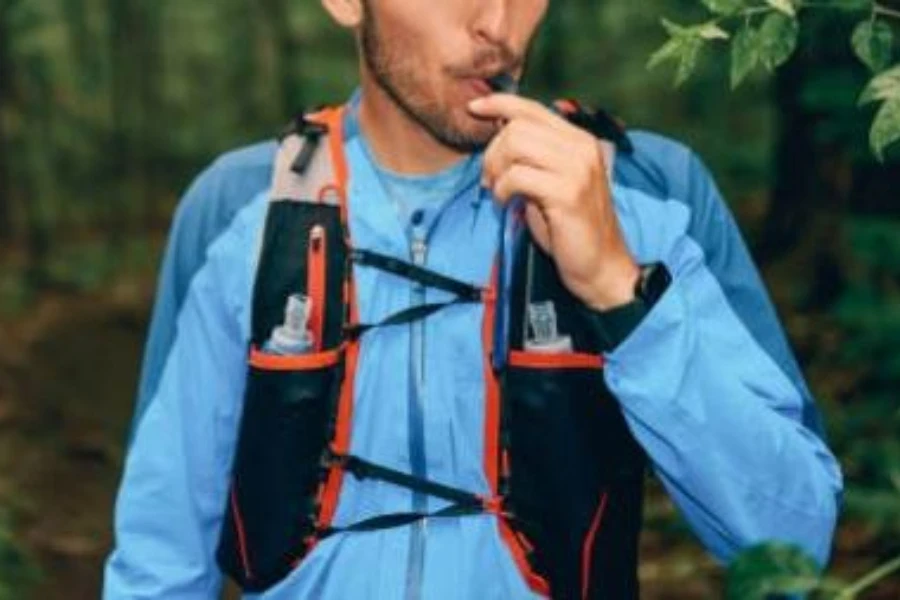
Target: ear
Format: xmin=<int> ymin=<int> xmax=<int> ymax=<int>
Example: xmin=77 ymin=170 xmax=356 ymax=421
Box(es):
xmin=321 ymin=0 xmax=364 ymax=28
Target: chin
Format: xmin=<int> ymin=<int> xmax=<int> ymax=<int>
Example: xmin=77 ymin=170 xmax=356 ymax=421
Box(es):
xmin=456 ymin=111 xmax=498 ymax=143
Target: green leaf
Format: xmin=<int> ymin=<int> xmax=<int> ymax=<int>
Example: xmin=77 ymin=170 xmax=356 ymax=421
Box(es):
xmin=859 ymin=64 xmax=900 ymax=105
xmin=731 ymin=25 xmax=759 ymax=88
xmin=702 ymin=0 xmax=746 ymax=16
xmin=726 ymin=543 xmax=821 ymax=600
xmin=852 ymin=20 xmax=894 ymax=72
xmin=766 ymin=0 xmax=797 ymax=17
xmin=648 ymin=37 xmax=685 ymax=70
xmin=757 ymin=13 xmax=799 ymax=70
xmin=660 ymin=18 xmax=687 ymax=37
xmin=649 ymin=19 xmax=720 ymax=85
xmin=675 ymin=38 xmax=704 ymax=86
xmin=870 ymin=98 xmax=900 ymax=161
xmin=696 ymin=22 xmax=730 ymax=41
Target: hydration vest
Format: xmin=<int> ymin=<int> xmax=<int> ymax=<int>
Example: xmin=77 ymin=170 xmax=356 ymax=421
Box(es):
xmin=216 ymin=102 xmax=647 ymax=599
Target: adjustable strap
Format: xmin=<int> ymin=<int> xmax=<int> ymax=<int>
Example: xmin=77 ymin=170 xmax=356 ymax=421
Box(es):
xmin=351 ymin=249 xmax=483 ymax=300
xmin=328 ymin=451 xmax=485 ymax=506
xmin=345 ymin=299 xmax=474 ymax=339
xmin=316 ymin=450 xmax=498 ymax=540
xmin=317 ymin=502 xmax=482 ymax=539
xmin=344 ymin=249 xmax=488 ymax=339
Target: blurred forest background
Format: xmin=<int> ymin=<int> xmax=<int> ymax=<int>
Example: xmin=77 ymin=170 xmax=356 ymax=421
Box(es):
xmin=0 ymin=0 xmax=899 ymax=598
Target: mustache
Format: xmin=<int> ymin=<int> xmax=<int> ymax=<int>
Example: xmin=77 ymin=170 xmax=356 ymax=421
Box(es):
xmin=448 ymin=47 xmax=522 ymax=79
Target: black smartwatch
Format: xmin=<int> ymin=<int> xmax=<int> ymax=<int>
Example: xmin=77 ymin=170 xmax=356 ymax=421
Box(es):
xmin=581 ymin=262 xmax=672 ymax=351
xmin=634 ymin=262 xmax=672 ymax=306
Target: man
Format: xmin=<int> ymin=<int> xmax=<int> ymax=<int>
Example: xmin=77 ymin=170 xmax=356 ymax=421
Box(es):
xmin=106 ymin=0 xmax=842 ymax=598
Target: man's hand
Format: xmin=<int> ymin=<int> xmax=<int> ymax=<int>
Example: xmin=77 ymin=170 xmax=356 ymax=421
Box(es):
xmin=468 ymin=94 xmax=639 ymax=311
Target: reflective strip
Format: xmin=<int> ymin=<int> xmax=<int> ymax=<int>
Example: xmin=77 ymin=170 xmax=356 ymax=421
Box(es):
xmin=508 ymin=350 xmax=604 ymax=370
xmin=580 ymin=491 xmax=609 ymax=600
xmin=248 ymin=345 xmax=341 ymax=370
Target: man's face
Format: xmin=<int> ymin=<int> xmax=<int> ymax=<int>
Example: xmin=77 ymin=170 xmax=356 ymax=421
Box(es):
xmin=359 ymin=0 xmax=548 ymax=152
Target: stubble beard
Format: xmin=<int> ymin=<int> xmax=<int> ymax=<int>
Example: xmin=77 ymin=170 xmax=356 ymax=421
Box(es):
xmin=360 ymin=4 xmax=493 ymax=153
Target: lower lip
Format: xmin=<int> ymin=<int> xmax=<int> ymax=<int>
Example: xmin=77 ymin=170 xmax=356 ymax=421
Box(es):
xmin=466 ymin=78 xmax=491 ymax=95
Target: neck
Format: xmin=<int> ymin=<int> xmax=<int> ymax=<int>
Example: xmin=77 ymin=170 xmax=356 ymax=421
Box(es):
xmin=357 ymin=77 xmax=467 ymax=175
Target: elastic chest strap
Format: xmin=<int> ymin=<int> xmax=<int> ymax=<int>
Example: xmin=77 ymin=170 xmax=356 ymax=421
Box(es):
xmin=315 ymin=449 xmax=502 ymax=540
xmin=344 ymin=248 xmax=491 ymax=339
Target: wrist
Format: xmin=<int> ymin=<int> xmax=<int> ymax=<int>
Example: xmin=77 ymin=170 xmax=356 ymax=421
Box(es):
xmin=579 ymin=261 xmax=671 ymax=351
xmin=582 ymin=260 xmax=641 ymax=311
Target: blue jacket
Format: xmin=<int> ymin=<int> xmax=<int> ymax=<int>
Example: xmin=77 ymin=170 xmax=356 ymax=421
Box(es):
xmin=106 ymin=101 xmax=842 ymax=599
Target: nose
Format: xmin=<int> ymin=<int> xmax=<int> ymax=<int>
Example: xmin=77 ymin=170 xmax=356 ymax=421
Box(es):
xmin=472 ymin=0 xmax=511 ymax=47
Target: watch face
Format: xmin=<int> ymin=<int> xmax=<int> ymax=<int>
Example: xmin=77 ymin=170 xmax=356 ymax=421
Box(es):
xmin=639 ymin=263 xmax=672 ymax=304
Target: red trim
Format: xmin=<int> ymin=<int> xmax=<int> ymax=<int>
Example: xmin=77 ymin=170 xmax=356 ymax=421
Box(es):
xmin=316 ymin=183 xmax=343 ymax=204
xmin=248 ymin=345 xmax=341 ymax=371
xmin=508 ymin=350 xmax=604 ymax=370
xmin=481 ymin=264 xmax=501 ymax=493
xmin=499 ymin=520 xmax=551 ymax=596
xmin=554 ymin=98 xmax=581 ymax=116
xmin=317 ymin=337 xmax=358 ymax=528
xmin=310 ymin=104 xmax=356 ymax=538
xmin=230 ymin=487 xmax=253 ymax=581
xmin=580 ymin=491 xmax=609 ymax=600
xmin=482 ymin=263 xmax=551 ymax=597
xmin=307 ymin=225 xmax=327 ymax=351
xmin=306 ymin=106 xmax=349 ymax=222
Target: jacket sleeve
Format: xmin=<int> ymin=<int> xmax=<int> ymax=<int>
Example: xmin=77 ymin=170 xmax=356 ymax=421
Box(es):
xmin=104 ymin=198 xmax=264 ymax=598
xmin=602 ymin=167 xmax=843 ymax=567
xmin=130 ymin=144 xmax=275 ymax=440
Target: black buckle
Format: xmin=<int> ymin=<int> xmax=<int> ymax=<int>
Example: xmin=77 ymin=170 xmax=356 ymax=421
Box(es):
xmin=555 ymin=100 xmax=633 ymax=154
xmin=290 ymin=117 xmax=330 ymax=175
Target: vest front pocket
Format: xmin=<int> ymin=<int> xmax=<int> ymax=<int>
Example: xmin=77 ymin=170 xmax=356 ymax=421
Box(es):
xmin=217 ymin=346 xmax=343 ymax=592
xmin=501 ymin=351 xmax=643 ymax=598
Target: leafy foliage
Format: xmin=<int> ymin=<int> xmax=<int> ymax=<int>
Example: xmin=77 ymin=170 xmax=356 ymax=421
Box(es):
xmin=727 ymin=543 xmax=821 ymax=599
xmin=652 ymin=0 xmax=900 ymax=158
xmin=851 ymin=19 xmax=894 ymax=72
xmin=729 ymin=541 xmax=900 ymax=598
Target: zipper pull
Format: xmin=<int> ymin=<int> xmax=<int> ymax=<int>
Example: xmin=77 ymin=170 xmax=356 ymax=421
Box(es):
xmin=411 ymin=238 xmax=427 ymax=266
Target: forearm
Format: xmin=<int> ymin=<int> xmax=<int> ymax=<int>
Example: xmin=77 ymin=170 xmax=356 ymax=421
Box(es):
xmin=601 ymin=234 xmax=842 ymax=566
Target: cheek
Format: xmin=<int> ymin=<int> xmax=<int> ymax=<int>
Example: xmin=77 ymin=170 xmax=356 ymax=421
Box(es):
xmin=515 ymin=0 xmax=550 ymax=49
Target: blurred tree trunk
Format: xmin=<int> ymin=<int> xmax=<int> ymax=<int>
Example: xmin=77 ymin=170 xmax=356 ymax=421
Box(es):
xmin=228 ymin=0 xmax=264 ymax=128
xmin=136 ymin=0 xmax=163 ymax=227
xmin=107 ymin=0 xmax=141 ymax=245
xmin=764 ymin=36 xmax=851 ymax=310
xmin=0 ymin=3 xmax=12 ymax=242
xmin=259 ymin=0 xmax=304 ymax=116
xmin=760 ymin=52 xmax=826 ymax=266
xmin=762 ymin=16 xmax=900 ymax=309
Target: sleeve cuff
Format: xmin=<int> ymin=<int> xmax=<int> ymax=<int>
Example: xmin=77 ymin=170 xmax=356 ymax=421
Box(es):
xmin=579 ymin=299 xmax=651 ymax=352
xmin=578 ymin=262 xmax=672 ymax=352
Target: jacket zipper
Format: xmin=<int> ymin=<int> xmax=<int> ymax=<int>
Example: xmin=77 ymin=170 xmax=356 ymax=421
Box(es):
xmin=405 ymin=235 xmax=428 ymax=600
xmin=399 ymin=175 xmax=478 ymax=600
xmin=307 ymin=225 xmax=326 ymax=351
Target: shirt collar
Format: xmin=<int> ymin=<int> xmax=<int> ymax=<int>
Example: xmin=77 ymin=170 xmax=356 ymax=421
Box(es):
xmin=341 ymin=87 xmax=489 ymax=208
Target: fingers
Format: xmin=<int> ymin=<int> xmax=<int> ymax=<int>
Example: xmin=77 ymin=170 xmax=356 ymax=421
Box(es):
xmin=468 ymin=94 xmax=570 ymax=132
xmin=481 ymin=118 xmax=570 ymax=189
xmin=491 ymin=163 xmax=567 ymax=206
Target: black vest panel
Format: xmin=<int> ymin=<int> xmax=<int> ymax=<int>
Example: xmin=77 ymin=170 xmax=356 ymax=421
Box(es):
xmin=502 ymin=237 xmax=646 ymax=599
xmin=217 ymin=201 xmax=348 ymax=591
